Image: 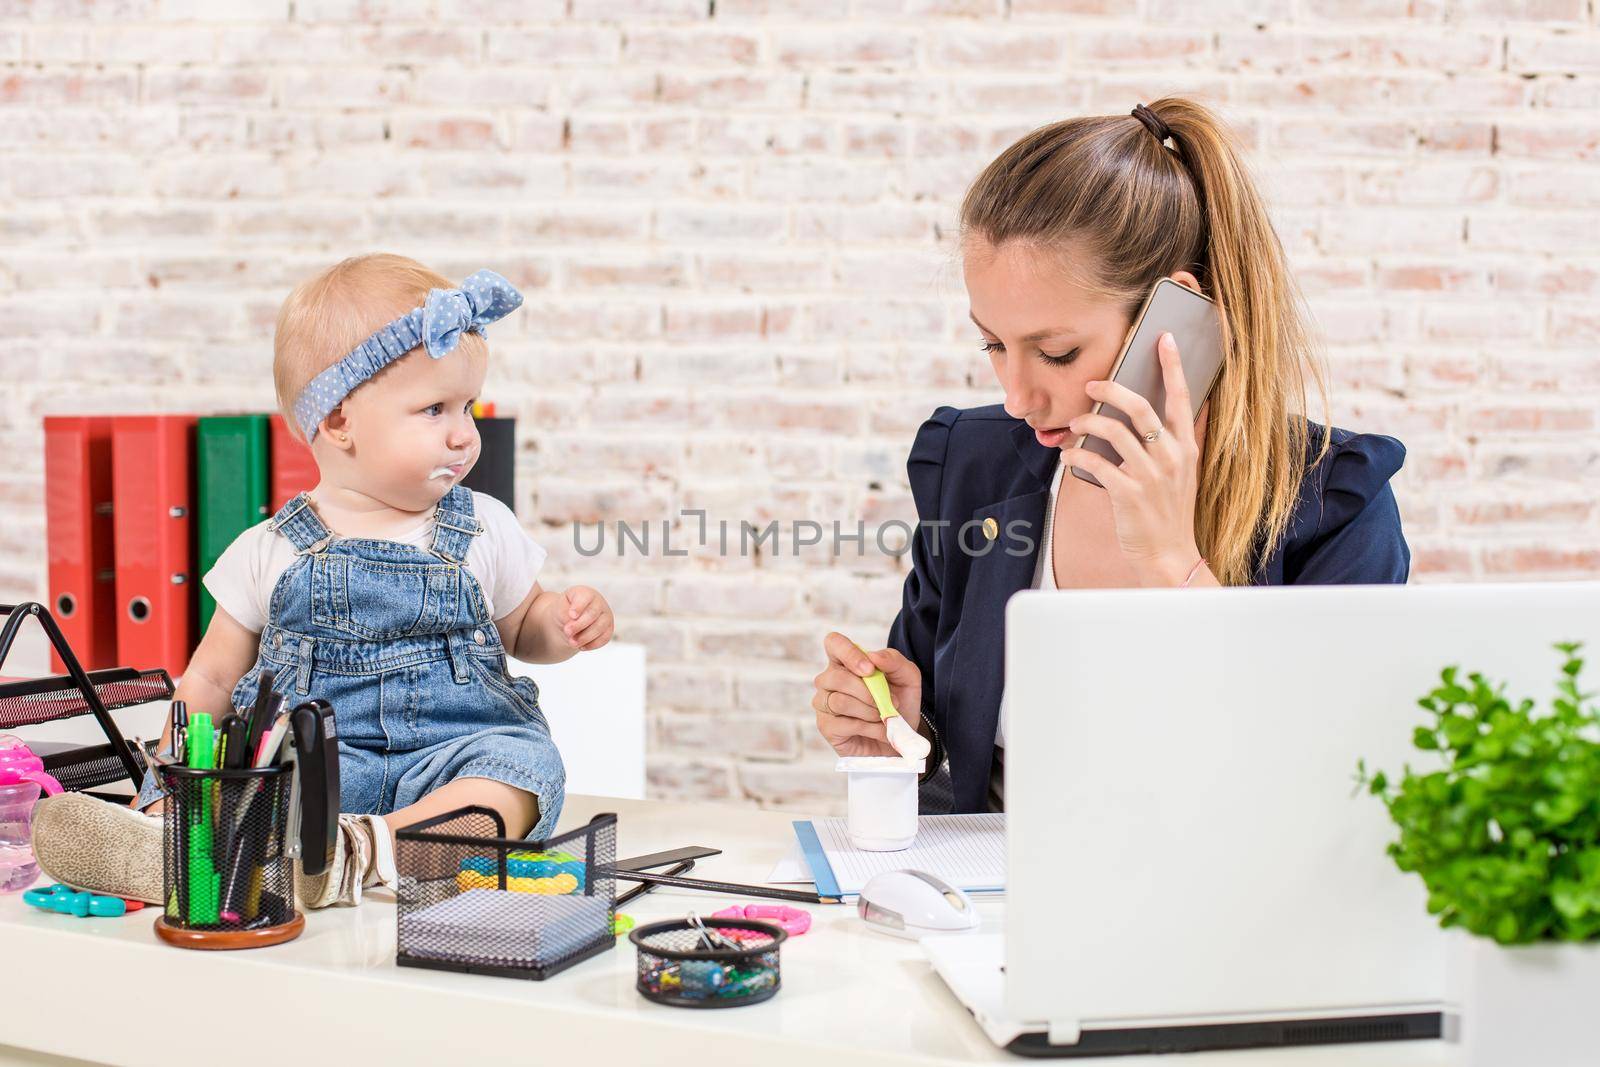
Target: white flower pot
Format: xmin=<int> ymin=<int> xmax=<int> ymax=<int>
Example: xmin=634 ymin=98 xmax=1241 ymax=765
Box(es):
xmin=1447 ymin=931 xmax=1600 ymax=1067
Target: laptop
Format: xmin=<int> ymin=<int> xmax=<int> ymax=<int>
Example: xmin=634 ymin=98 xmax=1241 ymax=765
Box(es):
xmin=924 ymin=582 xmax=1600 ymax=1057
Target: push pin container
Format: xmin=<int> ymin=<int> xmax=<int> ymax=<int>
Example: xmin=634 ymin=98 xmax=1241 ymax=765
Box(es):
xmin=629 ymin=917 xmax=787 ymax=1008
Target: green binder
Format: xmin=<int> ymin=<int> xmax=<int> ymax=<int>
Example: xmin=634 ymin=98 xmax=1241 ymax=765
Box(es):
xmin=197 ymin=415 xmax=270 ymax=633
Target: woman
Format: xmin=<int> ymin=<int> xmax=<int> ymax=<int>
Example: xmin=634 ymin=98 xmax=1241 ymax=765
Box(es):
xmin=812 ymin=98 xmax=1409 ymax=814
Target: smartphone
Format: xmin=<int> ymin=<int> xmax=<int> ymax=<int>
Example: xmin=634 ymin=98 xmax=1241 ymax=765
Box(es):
xmin=1070 ymin=277 xmax=1225 ymax=488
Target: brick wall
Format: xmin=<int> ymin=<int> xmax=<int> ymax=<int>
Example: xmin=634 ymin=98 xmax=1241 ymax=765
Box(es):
xmin=2 ymin=1 xmax=1597 ymax=812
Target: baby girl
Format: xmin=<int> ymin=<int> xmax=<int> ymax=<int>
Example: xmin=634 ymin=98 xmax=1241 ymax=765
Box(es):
xmin=35 ymin=253 xmax=614 ymax=908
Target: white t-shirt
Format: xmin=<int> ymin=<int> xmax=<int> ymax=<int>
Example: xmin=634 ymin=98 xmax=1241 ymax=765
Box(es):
xmin=996 ymin=454 xmax=1066 ymax=749
xmin=203 ymin=491 xmax=547 ymax=634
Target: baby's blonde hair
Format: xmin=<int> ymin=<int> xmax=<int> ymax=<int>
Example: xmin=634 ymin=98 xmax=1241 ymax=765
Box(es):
xmin=274 ymin=253 xmax=487 ymax=440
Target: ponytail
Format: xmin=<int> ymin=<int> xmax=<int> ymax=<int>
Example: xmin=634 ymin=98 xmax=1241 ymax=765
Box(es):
xmin=1155 ymin=97 xmax=1330 ymax=583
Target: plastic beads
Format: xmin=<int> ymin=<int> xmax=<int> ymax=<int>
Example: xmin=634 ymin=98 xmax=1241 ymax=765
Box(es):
xmin=456 ymin=869 xmax=579 ymax=895
xmin=458 ymin=850 xmax=586 ymax=889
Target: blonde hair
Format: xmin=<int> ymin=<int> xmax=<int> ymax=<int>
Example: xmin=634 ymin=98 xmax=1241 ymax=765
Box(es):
xmin=960 ymin=96 xmax=1330 ymax=586
xmin=273 ymin=253 xmax=487 ymax=439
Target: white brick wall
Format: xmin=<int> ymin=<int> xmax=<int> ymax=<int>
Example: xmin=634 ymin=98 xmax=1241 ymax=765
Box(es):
xmin=2 ymin=0 xmax=1598 ymax=811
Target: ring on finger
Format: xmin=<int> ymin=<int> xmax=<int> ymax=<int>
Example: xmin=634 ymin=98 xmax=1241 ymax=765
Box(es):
xmin=1141 ymin=426 xmax=1163 ymax=444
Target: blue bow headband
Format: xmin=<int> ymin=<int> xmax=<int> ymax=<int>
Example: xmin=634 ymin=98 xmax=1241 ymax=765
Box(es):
xmin=292 ymin=269 xmax=523 ymax=442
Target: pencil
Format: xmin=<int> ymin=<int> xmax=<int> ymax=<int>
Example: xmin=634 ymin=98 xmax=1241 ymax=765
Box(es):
xmin=606 ymin=867 xmax=837 ymax=905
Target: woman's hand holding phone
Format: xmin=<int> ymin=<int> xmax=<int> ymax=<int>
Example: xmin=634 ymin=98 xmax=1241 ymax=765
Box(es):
xmin=1061 ymin=331 xmax=1216 ymax=588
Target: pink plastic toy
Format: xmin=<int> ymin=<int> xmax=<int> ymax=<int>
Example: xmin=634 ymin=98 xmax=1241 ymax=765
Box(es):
xmin=712 ymin=903 xmax=811 ymax=936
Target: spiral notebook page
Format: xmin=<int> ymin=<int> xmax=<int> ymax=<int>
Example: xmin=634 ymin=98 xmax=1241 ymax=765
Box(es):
xmin=791 ymin=814 xmax=1006 ymax=898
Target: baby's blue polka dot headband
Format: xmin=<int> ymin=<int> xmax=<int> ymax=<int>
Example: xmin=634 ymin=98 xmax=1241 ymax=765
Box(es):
xmin=293 ymin=268 xmax=523 ymax=442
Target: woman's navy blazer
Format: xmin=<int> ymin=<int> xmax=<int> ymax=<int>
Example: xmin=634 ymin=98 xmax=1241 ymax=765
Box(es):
xmin=885 ymin=404 xmax=1410 ymax=815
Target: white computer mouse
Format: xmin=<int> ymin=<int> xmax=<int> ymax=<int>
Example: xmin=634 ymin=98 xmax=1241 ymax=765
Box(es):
xmin=858 ymin=869 xmax=981 ymax=939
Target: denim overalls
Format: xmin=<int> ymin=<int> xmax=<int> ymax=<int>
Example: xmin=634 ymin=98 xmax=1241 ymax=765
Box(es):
xmin=227 ymin=486 xmax=563 ymax=839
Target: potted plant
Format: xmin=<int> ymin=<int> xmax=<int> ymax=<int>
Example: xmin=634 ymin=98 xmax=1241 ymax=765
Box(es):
xmin=1358 ymin=643 xmax=1600 ymax=1066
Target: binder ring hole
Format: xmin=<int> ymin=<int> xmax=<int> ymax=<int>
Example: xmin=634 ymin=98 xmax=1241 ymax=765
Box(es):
xmin=55 ymin=594 xmax=76 ymax=618
xmin=128 ymin=597 xmax=151 ymax=623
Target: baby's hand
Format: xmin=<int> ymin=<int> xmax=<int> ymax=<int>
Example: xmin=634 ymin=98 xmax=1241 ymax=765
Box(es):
xmin=558 ymin=586 xmax=614 ymax=651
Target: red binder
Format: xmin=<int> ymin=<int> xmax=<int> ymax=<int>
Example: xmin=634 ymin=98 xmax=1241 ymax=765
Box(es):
xmin=112 ymin=415 xmax=197 ymax=676
xmin=43 ymin=416 xmax=118 ymax=673
xmin=269 ymin=414 xmax=318 ymax=513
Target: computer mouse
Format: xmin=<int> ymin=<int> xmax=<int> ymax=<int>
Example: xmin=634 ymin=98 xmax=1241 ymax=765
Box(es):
xmin=858 ymin=869 xmax=981 ymax=939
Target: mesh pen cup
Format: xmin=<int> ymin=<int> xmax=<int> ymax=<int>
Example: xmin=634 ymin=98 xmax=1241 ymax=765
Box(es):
xmin=155 ymin=762 xmax=302 ymax=949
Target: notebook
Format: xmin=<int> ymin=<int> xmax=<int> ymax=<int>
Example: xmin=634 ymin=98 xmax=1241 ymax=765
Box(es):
xmin=792 ymin=814 xmax=1006 ymax=899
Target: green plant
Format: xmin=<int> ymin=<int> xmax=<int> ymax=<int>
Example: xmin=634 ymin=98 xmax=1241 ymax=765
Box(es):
xmin=1357 ymin=643 xmax=1600 ymax=945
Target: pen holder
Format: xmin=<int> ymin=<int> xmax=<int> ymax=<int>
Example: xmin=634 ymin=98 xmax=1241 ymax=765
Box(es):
xmin=630 ymin=917 xmax=787 ymax=1008
xmin=153 ymin=762 xmax=303 ymax=950
xmin=395 ymin=805 xmax=617 ymax=980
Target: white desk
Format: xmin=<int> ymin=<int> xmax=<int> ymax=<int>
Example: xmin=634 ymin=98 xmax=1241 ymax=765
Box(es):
xmin=0 ymin=796 xmax=1456 ymax=1067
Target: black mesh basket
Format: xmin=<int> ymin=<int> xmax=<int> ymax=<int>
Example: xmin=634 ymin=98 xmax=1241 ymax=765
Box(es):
xmin=394 ymin=806 xmax=617 ymax=980
xmin=157 ymin=762 xmax=297 ymax=934
xmin=629 ymin=917 xmax=786 ymax=1008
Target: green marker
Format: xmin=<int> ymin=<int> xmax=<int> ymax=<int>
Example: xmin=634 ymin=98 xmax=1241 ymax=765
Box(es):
xmin=186 ymin=713 xmax=219 ymax=925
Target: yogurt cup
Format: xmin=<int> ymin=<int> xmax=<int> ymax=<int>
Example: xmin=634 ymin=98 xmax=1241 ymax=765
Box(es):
xmin=836 ymin=755 xmax=924 ymax=851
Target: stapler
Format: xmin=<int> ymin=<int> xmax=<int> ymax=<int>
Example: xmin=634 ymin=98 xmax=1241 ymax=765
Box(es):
xmin=289 ymin=699 xmax=340 ymax=877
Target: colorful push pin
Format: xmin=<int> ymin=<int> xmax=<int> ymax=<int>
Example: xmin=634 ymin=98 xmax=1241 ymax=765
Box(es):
xmin=717 ymin=968 xmax=777 ymax=998
xmin=679 ymin=959 xmax=728 ymax=996
xmin=645 ymin=962 xmax=681 ymax=993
